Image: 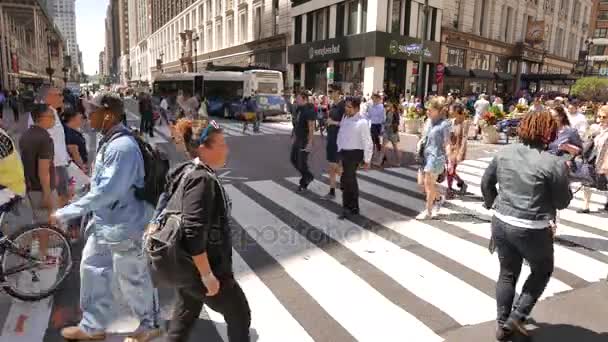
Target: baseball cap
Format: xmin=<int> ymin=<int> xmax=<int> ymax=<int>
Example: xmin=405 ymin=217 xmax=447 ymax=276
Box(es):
xmin=86 ymin=91 xmax=124 ymax=115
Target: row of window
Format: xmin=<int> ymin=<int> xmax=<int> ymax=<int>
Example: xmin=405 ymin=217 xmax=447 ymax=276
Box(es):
xmin=446 ymin=47 xmax=513 ymax=73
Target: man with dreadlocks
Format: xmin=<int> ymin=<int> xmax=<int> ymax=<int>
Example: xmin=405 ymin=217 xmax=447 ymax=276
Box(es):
xmin=480 ymin=110 xmax=573 ymax=341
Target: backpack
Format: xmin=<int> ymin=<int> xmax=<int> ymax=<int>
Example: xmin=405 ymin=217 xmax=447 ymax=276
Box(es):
xmin=101 ymin=130 xmax=170 ymax=207
xmin=145 ymin=163 xmax=200 ymax=287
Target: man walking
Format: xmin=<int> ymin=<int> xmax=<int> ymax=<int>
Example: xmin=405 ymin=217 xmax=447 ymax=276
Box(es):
xmin=291 ymin=91 xmax=316 ymax=192
xmin=366 ymin=93 xmax=386 ymax=165
xmin=53 ymin=93 xmax=160 ymax=342
xmin=337 ymin=97 xmax=373 ymax=219
xmin=138 ymin=92 xmax=154 ymax=137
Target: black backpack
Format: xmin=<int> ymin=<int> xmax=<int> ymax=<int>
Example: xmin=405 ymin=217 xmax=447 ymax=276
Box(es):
xmin=101 ymin=130 xmax=170 ymax=207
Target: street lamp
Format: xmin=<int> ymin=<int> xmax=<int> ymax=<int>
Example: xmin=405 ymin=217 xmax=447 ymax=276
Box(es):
xmin=159 ymin=52 xmax=164 ymax=73
xmin=193 ymin=33 xmax=200 ymax=73
xmin=416 ymin=0 xmax=429 ymax=100
xmin=45 ymin=28 xmax=55 ymax=84
xmin=584 ymin=38 xmax=594 ymax=76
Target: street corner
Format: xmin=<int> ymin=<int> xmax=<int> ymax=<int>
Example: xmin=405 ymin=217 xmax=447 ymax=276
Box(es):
xmin=442 ymin=281 xmax=608 ymax=342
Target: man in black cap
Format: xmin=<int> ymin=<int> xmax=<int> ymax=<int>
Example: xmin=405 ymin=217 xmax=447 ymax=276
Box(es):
xmin=53 ymin=92 xmax=160 ymax=341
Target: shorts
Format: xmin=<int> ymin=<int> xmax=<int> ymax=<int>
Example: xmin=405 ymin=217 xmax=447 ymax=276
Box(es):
xmin=55 ymin=166 xmax=69 ymax=197
xmin=26 ymin=191 xmax=57 ymax=224
xmin=423 ymin=156 xmax=446 ymax=176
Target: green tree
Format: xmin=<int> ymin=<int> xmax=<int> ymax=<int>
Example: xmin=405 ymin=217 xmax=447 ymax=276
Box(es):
xmin=571 ymin=77 xmax=608 ymax=102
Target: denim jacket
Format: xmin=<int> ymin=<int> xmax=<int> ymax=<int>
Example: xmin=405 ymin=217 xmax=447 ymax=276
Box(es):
xmin=56 ymin=124 xmax=153 ymax=242
xmin=481 ymin=143 xmax=573 ymax=221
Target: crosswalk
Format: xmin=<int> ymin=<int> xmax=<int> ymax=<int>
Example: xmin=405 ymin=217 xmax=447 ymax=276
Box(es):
xmin=190 ymin=157 xmax=608 ymax=341
xmin=3 ymin=157 xmax=608 ymax=341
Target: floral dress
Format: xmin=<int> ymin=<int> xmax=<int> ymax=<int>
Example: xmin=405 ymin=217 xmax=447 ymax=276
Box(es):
xmin=383 ymin=111 xmax=401 ymax=144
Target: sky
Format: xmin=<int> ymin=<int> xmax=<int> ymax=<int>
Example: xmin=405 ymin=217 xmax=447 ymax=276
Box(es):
xmin=75 ymin=0 xmax=108 ymax=75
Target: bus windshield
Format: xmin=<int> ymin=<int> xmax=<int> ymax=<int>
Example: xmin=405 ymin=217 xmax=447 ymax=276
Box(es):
xmin=256 ymin=82 xmax=279 ymax=94
xmin=204 ymin=80 xmax=243 ymax=100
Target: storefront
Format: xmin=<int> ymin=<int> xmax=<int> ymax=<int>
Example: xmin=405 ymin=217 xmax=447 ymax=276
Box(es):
xmin=288 ymin=31 xmax=440 ymax=96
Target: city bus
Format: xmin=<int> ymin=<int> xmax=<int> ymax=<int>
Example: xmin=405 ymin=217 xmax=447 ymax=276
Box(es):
xmin=152 ymin=73 xmax=204 ymax=98
xmin=199 ymin=70 xmax=246 ymax=118
xmin=243 ymin=69 xmax=286 ymax=117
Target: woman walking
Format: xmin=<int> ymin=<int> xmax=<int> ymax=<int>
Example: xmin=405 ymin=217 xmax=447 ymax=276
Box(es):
xmin=381 ymin=102 xmax=401 ymax=167
xmin=578 ymin=106 xmax=608 ymax=213
xmin=481 ymin=111 xmax=573 ymax=341
xmin=416 ymin=96 xmax=451 ymax=220
xmin=163 ymin=119 xmax=251 ymax=341
xmin=446 ymin=103 xmax=469 ymax=199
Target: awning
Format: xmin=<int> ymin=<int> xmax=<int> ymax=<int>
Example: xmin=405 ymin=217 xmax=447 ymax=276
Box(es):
xmin=521 ymin=73 xmax=578 ymax=82
xmin=470 ymin=69 xmax=495 ymax=79
xmin=495 ymin=72 xmax=514 ymax=81
xmin=444 ymin=66 xmax=469 ymax=77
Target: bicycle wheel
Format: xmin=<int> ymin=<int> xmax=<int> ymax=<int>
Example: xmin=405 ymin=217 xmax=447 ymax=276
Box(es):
xmin=1 ymin=224 xmax=73 ymax=301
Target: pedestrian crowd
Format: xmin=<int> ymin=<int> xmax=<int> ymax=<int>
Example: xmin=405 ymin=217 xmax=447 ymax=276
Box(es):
xmin=1 ymin=82 xmax=608 ymax=342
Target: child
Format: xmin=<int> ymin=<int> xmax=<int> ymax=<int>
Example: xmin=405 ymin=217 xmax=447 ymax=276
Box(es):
xmin=446 ymin=103 xmax=469 ymax=199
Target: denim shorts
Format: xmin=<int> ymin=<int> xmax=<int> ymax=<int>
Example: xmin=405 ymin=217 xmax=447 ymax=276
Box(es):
xmin=423 ymin=156 xmax=446 ymax=175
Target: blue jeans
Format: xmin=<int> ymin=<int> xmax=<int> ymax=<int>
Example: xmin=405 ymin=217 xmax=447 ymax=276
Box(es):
xmin=79 ymin=234 xmax=159 ymax=334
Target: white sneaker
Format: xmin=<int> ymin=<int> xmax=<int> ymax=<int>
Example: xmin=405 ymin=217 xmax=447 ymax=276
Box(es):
xmin=416 ymin=211 xmax=432 ymax=220
xmin=434 ymin=195 xmax=445 ymax=213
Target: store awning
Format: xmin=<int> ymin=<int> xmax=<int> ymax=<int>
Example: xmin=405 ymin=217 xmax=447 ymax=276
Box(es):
xmin=495 ymin=72 xmax=514 ymax=81
xmin=521 ymin=73 xmax=578 ymax=82
xmin=470 ymin=69 xmax=495 ymax=79
xmin=444 ymin=66 xmax=469 ymax=77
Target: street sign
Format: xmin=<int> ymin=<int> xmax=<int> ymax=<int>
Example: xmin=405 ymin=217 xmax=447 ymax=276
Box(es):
xmin=435 ymin=63 xmax=445 ymax=84
xmin=327 ymin=67 xmax=335 ymax=85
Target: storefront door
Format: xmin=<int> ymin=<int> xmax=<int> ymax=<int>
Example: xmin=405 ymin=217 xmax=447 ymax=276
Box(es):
xmin=305 ymin=62 xmax=328 ymax=94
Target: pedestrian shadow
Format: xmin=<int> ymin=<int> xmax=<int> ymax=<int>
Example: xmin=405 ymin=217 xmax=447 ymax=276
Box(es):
xmin=526 ymin=320 xmax=608 ymax=341
xmin=555 ymin=235 xmax=608 ymax=252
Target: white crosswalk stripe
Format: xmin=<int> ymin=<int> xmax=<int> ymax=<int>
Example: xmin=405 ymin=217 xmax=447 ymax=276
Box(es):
xmin=6 ymin=157 xmax=608 ymax=341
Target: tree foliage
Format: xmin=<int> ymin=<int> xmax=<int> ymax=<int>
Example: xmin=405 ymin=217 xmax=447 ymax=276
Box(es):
xmin=571 ymin=77 xmax=608 ymax=102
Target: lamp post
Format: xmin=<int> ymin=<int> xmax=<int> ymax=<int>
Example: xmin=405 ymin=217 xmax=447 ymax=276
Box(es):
xmin=416 ymin=0 xmax=429 ymax=100
xmin=193 ymin=33 xmax=200 ymax=73
xmin=45 ymin=28 xmax=55 ymax=84
xmin=159 ymin=52 xmax=164 ymax=73
xmin=584 ymin=38 xmax=594 ymax=77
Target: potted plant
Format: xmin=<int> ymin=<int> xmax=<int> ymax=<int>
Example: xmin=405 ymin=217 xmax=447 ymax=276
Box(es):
xmin=479 ymin=105 xmax=504 ymax=144
xmin=403 ymin=106 xmax=424 ymax=134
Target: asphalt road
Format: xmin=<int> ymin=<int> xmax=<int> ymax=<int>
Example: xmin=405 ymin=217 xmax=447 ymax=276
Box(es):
xmin=1 ymin=104 xmax=608 ymax=342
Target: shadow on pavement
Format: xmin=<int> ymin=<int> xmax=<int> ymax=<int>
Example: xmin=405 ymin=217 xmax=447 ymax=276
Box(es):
xmin=528 ymin=320 xmax=608 ymax=341
xmin=555 ymin=235 xmax=608 ymax=252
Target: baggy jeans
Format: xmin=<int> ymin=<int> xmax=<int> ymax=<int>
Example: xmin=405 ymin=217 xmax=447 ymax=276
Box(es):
xmin=492 ymin=216 xmax=554 ymax=326
xmin=79 ymin=234 xmax=159 ymax=334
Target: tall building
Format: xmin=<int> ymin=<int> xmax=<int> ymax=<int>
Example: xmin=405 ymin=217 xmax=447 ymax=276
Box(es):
xmin=118 ymin=0 xmax=130 ymax=84
xmin=0 ymin=0 xmax=66 ymax=89
xmin=587 ymin=0 xmax=608 ymax=76
xmin=440 ymin=0 xmax=591 ymax=95
xmin=287 ymin=0 xmax=442 ymax=96
xmin=100 ymin=50 xmax=106 ymax=76
xmin=147 ymin=0 xmax=290 ymax=78
xmin=50 ymin=0 xmax=80 ymax=79
xmin=104 ymin=0 xmax=121 ymax=82
xmin=128 ymin=0 xmax=153 ymax=84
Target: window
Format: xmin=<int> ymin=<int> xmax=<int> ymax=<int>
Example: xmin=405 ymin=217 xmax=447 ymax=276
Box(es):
xmin=216 ymin=23 xmax=223 ymax=49
xmin=495 ymin=56 xmax=508 ymax=72
xmin=391 ymin=0 xmax=402 ymax=34
xmin=429 ymin=7 xmax=437 ymax=40
xmin=254 ymin=6 xmax=262 ymax=40
xmin=446 ymin=47 xmax=465 ymax=68
xmin=336 ymin=3 xmax=345 ymax=37
xmin=306 ymin=13 xmax=314 ymax=41
xmin=240 ymin=12 xmax=248 ymax=43
xmin=227 ymin=17 xmax=234 ymax=46
xmin=294 ymin=15 xmax=302 ymax=44
xmin=594 ymin=28 xmax=608 ymax=38
xmin=186 ymin=14 xmax=190 ymax=29
xmin=347 ymin=1 xmax=358 ymax=35
xmin=207 ymin=0 xmax=212 ymax=21
xmin=470 ymin=51 xmax=490 ymax=70
xmin=404 ymin=0 xmax=411 ymax=35
xmin=593 ymin=45 xmax=606 ymax=56
xmin=199 ymin=4 xmax=204 ymax=24
xmin=314 ymin=8 xmax=327 ymax=41
xmin=599 ymin=11 xmax=608 ymax=21
xmin=360 ymin=0 xmax=367 ymax=32
xmin=206 ymin=25 xmax=212 ymax=51
xmin=554 ymin=28 xmax=564 ymax=56
xmin=273 ymin=0 xmax=279 ymax=35
xmin=475 ymin=0 xmax=487 ymax=36
xmin=216 ymin=0 xmax=222 ymax=16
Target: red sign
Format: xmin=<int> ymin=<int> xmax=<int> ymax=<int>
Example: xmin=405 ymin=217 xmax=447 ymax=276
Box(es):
xmin=435 ymin=63 xmax=445 ymax=84
xmin=11 ymin=52 xmax=18 ymax=73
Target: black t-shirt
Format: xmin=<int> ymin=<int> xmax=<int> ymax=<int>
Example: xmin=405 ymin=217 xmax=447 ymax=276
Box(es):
xmin=19 ymin=126 xmax=55 ymax=192
xmin=295 ymin=103 xmax=316 ymax=142
xmin=64 ymin=125 xmax=88 ymax=164
xmin=327 ymin=100 xmax=346 ymax=137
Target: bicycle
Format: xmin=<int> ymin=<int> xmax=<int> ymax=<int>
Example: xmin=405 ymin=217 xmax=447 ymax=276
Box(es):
xmin=0 ymin=197 xmax=73 ymax=301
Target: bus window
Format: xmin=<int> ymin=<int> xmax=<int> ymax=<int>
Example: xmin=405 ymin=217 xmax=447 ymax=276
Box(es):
xmin=194 ymin=76 xmax=204 ymax=98
xmin=257 ymin=82 xmax=279 ymax=94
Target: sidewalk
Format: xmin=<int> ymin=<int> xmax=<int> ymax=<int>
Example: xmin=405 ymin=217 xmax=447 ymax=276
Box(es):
xmin=443 ymin=281 xmax=608 ymax=341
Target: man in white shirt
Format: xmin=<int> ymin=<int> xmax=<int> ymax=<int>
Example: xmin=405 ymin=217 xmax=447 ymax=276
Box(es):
xmin=28 ymin=86 xmax=71 ymax=207
xmin=473 ymin=94 xmax=490 ymax=138
xmin=567 ymin=104 xmax=588 ymax=137
xmin=337 ymin=97 xmax=373 ymax=220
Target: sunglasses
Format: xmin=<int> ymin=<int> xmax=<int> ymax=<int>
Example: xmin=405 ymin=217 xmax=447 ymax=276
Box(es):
xmin=198 ymin=120 xmax=221 ymax=145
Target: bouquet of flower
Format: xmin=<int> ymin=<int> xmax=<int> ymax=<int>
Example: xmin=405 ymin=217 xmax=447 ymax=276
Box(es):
xmin=405 ymin=106 xmax=424 ymax=120
xmin=480 ymin=105 xmax=505 ymax=126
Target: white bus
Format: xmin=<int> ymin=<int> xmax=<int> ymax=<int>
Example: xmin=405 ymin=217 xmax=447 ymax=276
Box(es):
xmin=200 ymin=71 xmax=246 ymax=118
xmin=243 ymin=69 xmax=286 ymax=117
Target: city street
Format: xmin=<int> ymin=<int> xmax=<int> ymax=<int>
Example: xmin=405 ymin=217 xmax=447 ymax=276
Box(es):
xmin=1 ymin=104 xmax=607 ymax=342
